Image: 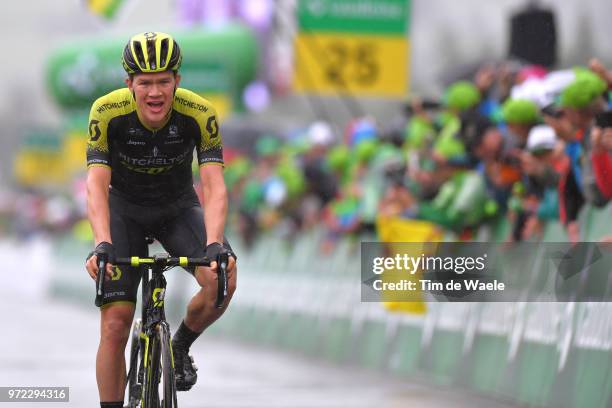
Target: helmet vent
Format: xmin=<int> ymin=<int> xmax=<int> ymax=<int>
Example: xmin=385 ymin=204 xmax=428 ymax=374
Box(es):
xmin=159 ymin=38 xmax=169 ymax=68
xmin=146 ymin=37 xmax=157 ymax=70
xmin=132 ymin=41 xmax=147 ymax=71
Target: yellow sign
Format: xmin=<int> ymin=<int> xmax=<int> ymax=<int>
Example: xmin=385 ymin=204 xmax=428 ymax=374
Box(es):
xmin=14 ymin=150 xmax=67 ymax=186
xmin=293 ymin=33 xmax=409 ymax=98
xmin=63 ymin=131 xmax=87 ymax=176
xmin=376 ymin=217 xmax=444 ymax=314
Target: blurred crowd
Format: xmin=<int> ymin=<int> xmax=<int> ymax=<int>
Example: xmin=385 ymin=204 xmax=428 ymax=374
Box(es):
xmin=0 ymin=180 xmax=87 ymax=241
xmin=221 ymin=58 xmax=612 ymax=249
xmin=3 ymin=58 xmax=612 ymax=250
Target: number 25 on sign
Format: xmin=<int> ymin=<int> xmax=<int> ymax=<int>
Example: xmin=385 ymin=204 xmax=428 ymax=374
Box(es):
xmin=294 ymin=33 xmax=408 ymax=98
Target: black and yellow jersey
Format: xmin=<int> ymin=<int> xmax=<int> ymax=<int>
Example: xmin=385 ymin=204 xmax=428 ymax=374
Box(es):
xmin=86 ymin=87 xmax=223 ymax=204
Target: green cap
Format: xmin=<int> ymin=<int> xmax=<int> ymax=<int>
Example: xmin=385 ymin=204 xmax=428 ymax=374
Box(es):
xmin=559 ymin=70 xmax=607 ymax=109
xmin=501 ymin=99 xmax=540 ymax=124
xmin=354 ymin=140 xmax=378 ymax=164
xmin=327 ymin=145 xmax=350 ymax=172
xmin=444 ymin=81 xmax=481 ymax=111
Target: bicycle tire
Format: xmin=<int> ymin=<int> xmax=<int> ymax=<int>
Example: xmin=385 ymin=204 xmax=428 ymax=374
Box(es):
xmin=143 ymin=329 xmax=161 ymax=408
xmin=127 ymin=319 xmax=142 ymax=408
xmin=142 ymin=323 xmax=177 ymax=408
xmin=159 ymin=322 xmax=178 ymax=407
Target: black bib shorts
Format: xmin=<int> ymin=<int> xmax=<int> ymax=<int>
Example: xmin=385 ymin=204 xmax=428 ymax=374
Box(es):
xmin=102 ymin=187 xmax=232 ymax=307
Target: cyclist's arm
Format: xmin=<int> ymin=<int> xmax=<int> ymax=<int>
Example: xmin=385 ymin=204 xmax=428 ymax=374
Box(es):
xmin=199 ymin=164 xmax=227 ymax=245
xmin=86 ymin=94 xmax=115 ymax=245
xmin=87 ymin=166 xmax=112 ymax=245
xmin=189 ymin=96 xmax=226 ymax=246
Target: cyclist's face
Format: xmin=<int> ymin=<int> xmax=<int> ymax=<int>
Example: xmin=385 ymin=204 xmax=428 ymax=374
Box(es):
xmin=127 ymin=71 xmax=180 ymax=129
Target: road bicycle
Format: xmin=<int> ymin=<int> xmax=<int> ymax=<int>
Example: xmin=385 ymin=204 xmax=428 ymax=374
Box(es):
xmin=95 ymin=252 xmax=229 ymax=407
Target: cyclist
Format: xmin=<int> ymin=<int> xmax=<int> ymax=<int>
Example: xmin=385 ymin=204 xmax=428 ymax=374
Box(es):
xmin=84 ymin=32 xmax=237 ymax=408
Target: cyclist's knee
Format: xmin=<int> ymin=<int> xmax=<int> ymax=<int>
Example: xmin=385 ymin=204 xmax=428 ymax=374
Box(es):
xmin=100 ymin=305 xmax=133 ymax=345
xmin=101 ymin=319 xmax=131 ymax=345
xmin=188 ymin=291 xmax=215 ymax=316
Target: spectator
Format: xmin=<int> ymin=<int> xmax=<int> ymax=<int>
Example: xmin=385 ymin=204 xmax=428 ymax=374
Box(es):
xmin=469 ymin=119 xmax=521 ymax=210
xmin=302 ymin=121 xmax=338 ymax=207
xmin=554 ymin=70 xmax=607 ymax=240
xmin=501 ymin=98 xmax=541 ymax=148
xmin=590 ymin=111 xmax=612 ymax=200
xmin=510 ymin=125 xmax=564 ymax=241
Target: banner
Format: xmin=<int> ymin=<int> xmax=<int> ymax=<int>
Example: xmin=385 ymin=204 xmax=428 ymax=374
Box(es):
xmin=45 ymin=25 xmax=258 ymax=111
xmin=376 ymin=217 xmax=443 ymax=314
xmin=294 ymin=0 xmax=411 ymax=97
xmin=14 ymin=130 xmax=67 ymax=186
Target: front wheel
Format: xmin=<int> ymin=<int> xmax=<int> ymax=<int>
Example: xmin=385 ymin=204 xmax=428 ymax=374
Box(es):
xmin=159 ymin=322 xmax=178 ymax=407
xmin=127 ymin=319 xmax=142 ymax=407
xmin=143 ymin=322 xmax=177 ymax=408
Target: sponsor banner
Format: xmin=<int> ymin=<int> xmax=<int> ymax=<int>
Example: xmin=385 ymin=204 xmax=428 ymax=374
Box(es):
xmin=45 ymin=26 xmax=257 ymax=109
xmin=294 ymin=0 xmax=410 ymax=97
xmin=376 ymin=218 xmax=443 ymax=314
xmin=298 ymin=0 xmax=410 ymax=35
xmin=293 ymin=33 xmax=409 ymax=98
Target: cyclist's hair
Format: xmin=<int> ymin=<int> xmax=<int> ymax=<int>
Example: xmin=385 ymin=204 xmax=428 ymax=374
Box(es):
xmin=122 ymin=32 xmax=182 ymax=75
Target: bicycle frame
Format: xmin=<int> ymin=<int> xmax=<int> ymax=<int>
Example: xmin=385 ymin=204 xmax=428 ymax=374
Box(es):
xmin=122 ymin=257 xmax=173 ymax=408
xmin=138 ymin=262 xmax=169 ymax=408
xmin=127 ymin=255 xmax=192 ymax=408
xmin=95 ymin=253 xmax=227 ymax=407
xmin=140 ymin=260 xmax=168 ymax=331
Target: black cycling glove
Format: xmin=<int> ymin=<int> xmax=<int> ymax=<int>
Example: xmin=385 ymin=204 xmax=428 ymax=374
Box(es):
xmin=86 ymin=241 xmax=116 ymax=264
xmin=205 ymin=242 xmax=237 ymax=262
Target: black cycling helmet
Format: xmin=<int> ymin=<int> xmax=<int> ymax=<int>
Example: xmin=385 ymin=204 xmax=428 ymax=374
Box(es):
xmin=122 ymin=32 xmax=182 ymax=74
